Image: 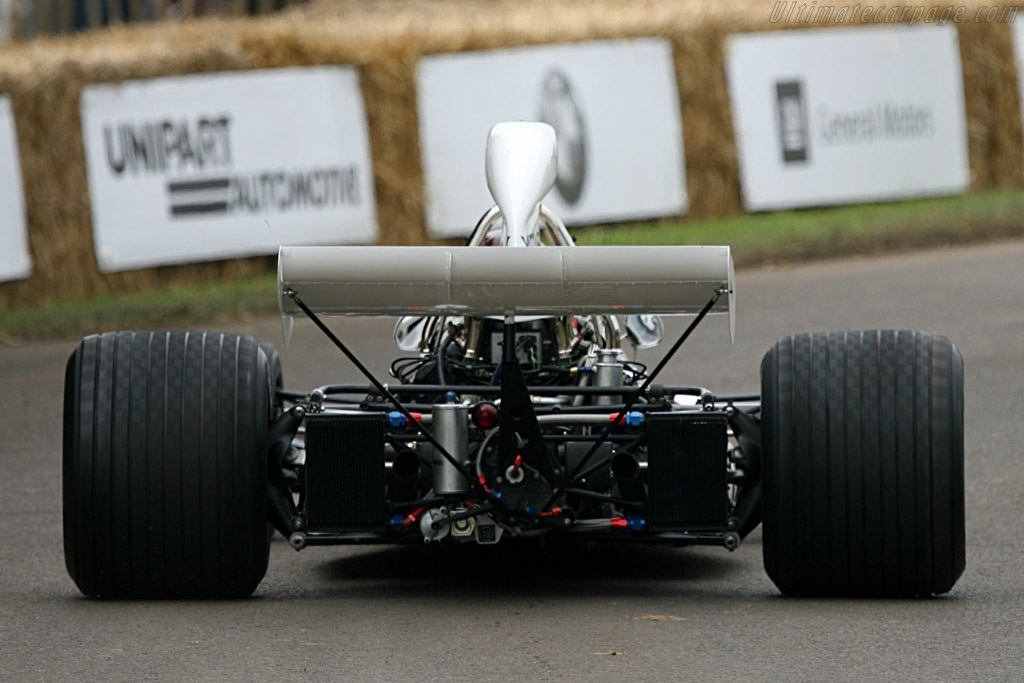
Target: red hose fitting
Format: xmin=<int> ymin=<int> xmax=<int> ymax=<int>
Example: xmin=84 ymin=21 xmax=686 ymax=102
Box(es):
xmin=404 ymin=506 xmax=428 ymax=530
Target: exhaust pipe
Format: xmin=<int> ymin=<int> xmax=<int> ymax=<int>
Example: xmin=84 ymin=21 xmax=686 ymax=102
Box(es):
xmin=388 ymin=448 xmax=422 ymax=501
xmin=611 ymin=451 xmax=645 ymax=502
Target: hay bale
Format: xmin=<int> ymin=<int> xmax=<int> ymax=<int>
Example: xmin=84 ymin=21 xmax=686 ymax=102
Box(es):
xmin=958 ymin=19 xmax=1024 ymax=189
xmin=668 ymin=18 xmax=745 ymax=219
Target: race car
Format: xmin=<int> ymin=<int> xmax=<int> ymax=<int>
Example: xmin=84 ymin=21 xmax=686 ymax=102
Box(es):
xmin=63 ymin=122 xmax=965 ymax=599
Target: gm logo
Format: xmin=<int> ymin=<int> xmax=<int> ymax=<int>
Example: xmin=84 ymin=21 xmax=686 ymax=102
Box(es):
xmin=775 ymin=80 xmax=809 ymax=164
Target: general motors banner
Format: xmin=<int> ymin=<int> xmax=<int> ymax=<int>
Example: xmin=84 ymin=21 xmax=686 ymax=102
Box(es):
xmin=727 ymin=26 xmax=969 ymax=211
xmin=1012 ymin=19 xmax=1024 ymax=158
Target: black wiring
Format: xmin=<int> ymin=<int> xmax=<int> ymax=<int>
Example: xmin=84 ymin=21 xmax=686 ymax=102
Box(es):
xmin=621 ymin=360 xmax=649 ymax=383
xmin=390 ymin=356 xmax=431 ymax=384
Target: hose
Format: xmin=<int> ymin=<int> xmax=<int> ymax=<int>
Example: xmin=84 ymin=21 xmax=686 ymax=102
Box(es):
xmin=436 ymin=331 xmax=453 ymax=386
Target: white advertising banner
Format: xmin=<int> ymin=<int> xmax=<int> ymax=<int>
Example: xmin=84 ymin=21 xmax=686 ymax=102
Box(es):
xmin=726 ymin=26 xmax=969 ymax=211
xmin=81 ymin=67 xmax=377 ymax=272
xmin=1012 ymin=20 xmax=1024 ymax=154
xmin=417 ymin=39 xmax=687 ymax=238
xmin=0 ymin=95 xmax=31 ymax=282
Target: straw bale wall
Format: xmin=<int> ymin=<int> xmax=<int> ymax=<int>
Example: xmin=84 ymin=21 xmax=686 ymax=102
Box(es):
xmin=0 ymin=0 xmax=1021 ymax=307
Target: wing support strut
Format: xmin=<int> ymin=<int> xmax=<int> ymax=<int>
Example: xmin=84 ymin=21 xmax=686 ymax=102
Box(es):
xmin=284 ymin=288 xmax=482 ymax=496
xmin=548 ymin=288 xmax=727 ymax=507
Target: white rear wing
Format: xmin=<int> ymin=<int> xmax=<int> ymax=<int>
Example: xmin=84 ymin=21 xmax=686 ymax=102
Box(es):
xmin=278 ymin=245 xmax=735 ymax=338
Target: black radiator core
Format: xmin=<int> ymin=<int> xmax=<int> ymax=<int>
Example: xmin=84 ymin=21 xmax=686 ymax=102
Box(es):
xmin=645 ymin=413 xmax=729 ymax=531
xmin=303 ymin=414 xmax=387 ymax=531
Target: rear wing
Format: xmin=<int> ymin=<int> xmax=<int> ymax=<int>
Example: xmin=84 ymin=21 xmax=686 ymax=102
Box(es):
xmin=278 ymin=245 xmax=735 ymax=339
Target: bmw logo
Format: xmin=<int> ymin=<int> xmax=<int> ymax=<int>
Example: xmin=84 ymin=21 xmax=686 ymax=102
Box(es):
xmin=538 ymin=70 xmax=587 ymax=206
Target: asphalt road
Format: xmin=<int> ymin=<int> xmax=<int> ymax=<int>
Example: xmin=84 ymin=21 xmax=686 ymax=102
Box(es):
xmin=2 ymin=240 xmax=1022 ymax=682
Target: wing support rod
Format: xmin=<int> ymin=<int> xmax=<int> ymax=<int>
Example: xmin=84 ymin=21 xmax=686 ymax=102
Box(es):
xmin=551 ymin=288 xmax=727 ymax=504
xmin=284 ymin=288 xmax=482 ymax=495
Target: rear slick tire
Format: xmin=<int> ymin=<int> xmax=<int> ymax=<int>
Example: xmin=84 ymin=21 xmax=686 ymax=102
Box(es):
xmin=760 ymin=330 xmax=965 ymax=597
xmin=63 ymin=331 xmax=272 ymax=598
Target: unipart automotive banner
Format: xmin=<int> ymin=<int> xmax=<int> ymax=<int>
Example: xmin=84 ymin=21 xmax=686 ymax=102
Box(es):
xmin=417 ymin=39 xmax=687 ymax=238
xmin=0 ymin=96 xmax=31 ymax=282
xmin=81 ymin=67 xmax=376 ymax=272
xmin=726 ymin=26 xmax=968 ymax=211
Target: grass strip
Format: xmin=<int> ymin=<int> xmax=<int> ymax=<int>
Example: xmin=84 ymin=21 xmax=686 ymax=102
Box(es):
xmin=0 ymin=275 xmax=280 ymax=344
xmin=575 ymin=189 xmax=1024 ymax=266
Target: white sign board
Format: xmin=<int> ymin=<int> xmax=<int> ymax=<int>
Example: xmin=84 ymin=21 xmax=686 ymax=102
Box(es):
xmin=1011 ymin=20 xmax=1024 ymax=156
xmin=726 ymin=26 xmax=969 ymax=211
xmin=0 ymin=96 xmax=31 ymax=282
xmin=417 ymin=39 xmax=687 ymax=238
xmin=81 ymin=67 xmax=377 ymax=272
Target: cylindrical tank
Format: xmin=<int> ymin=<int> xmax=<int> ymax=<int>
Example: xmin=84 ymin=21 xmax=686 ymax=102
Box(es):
xmin=431 ymin=404 xmax=471 ymax=494
xmin=594 ymin=349 xmax=624 ymax=406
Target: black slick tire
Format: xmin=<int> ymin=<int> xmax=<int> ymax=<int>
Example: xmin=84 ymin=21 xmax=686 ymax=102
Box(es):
xmin=63 ymin=331 xmax=272 ymax=598
xmin=760 ymin=330 xmax=965 ymax=597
